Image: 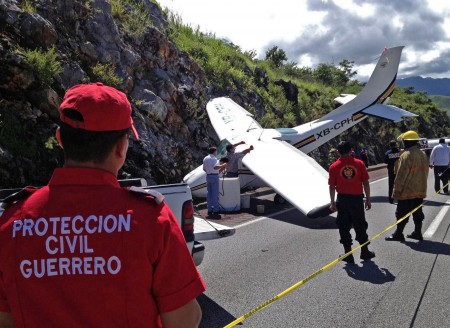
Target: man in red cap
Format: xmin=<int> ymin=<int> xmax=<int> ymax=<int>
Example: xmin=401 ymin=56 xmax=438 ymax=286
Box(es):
xmin=328 ymin=140 xmax=375 ymax=264
xmin=0 ymin=83 xmax=205 ymax=327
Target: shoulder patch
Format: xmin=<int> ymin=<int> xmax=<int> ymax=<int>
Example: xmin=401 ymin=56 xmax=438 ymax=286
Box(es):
xmin=128 ymin=186 xmax=165 ymax=205
xmin=1 ymin=186 xmax=41 ymax=211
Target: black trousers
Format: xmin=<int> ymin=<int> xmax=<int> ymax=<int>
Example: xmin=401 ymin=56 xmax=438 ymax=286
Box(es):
xmin=395 ymin=198 xmax=424 ymax=234
xmin=388 ymin=169 xmax=396 ymax=201
xmin=336 ymin=194 xmax=369 ymax=246
xmin=433 ymin=166 xmax=449 ymax=193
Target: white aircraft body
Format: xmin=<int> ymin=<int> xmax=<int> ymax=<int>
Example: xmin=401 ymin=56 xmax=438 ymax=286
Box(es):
xmin=426 ymin=138 xmax=450 ymax=149
xmin=184 ymin=46 xmax=418 ymax=218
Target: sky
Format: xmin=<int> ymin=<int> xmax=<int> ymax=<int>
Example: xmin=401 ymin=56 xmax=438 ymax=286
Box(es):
xmin=157 ymin=0 xmax=450 ymax=81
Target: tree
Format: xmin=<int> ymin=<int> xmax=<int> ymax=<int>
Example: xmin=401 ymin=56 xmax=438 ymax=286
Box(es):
xmin=244 ymin=49 xmax=258 ymax=60
xmin=265 ymin=46 xmax=287 ymax=68
xmin=339 ymin=59 xmax=357 ymax=80
xmin=313 ymin=62 xmax=352 ymax=86
xmin=313 ymin=63 xmax=334 ymax=85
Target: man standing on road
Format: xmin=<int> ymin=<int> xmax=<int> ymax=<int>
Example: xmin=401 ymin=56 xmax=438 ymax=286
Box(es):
xmin=386 ymin=130 xmax=429 ymax=242
xmin=429 ymin=138 xmax=450 ymax=194
xmin=225 ymin=141 xmax=253 ymax=178
xmin=384 ymin=140 xmax=401 ymax=203
xmin=328 ymin=140 xmax=375 ymax=264
xmin=359 ymin=148 xmax=369 ymax=168
xmin=0 ymin=83 xmax=205 ymax=327
xmin=203 ymin=146 xmax=227 ymax=216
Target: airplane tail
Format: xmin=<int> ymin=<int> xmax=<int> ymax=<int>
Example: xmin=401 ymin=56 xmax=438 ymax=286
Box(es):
xmin=317 ymin=46 xmax=416 ymax=123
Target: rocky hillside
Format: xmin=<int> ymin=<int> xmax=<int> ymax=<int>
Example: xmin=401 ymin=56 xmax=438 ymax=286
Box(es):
xmin=0 ymin=0 xmax=218 ymax=188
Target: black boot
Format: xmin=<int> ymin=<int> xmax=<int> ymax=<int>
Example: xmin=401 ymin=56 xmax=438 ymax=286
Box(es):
xmin=385 ymin=233 xmax=405 ymax=242
xmin=341 ymin=244 xmax=355 ymax=264
xmin=407 ymin=222 xmax=423 ymax=241
xmin=385 ymin=224 xmax=406 ymax=242
xmin=360 ymin=245 xmax=376 ymax=260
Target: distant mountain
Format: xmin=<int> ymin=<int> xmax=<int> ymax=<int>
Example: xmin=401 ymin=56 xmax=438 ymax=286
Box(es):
xmin=397 ymin=76 xmax=450 ymax=96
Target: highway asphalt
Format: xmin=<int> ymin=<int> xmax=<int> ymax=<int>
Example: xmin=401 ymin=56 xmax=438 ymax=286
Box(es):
xmin=195 ymin=167 xmax=450 ymax=328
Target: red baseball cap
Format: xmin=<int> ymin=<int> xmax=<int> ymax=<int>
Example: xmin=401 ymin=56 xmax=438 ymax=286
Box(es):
xmin=59 ymin=82 xmax=139 ymax=139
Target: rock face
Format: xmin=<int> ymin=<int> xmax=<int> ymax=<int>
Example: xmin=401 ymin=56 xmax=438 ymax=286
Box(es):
xmin=274 ymin=79 xmax=298 ymax=104
xmin=0 ymin=0 xmax=216 ymax=188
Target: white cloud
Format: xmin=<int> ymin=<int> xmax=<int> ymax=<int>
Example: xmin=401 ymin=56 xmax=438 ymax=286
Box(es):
xmin=158 ymin=0 xmax=325 ymax=55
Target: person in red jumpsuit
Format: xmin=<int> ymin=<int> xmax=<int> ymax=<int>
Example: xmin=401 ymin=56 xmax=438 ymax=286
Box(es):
xmin=328 ymin=140 xmax=375 ymax=264
xmin=0 ymin=83 xmax=205 ymax=327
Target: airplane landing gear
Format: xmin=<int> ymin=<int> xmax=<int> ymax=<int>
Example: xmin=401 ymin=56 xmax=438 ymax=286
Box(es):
xmin=274 ymin=194 xmax=286 ymax=204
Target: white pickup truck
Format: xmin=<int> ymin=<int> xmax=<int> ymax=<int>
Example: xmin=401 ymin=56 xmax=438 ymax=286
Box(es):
xmin=0 ymin=179 xmax=234 ymax=266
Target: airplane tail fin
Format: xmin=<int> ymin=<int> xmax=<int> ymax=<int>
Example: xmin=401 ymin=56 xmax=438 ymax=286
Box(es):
xmin=318 ymin=46 xmax=407 ymax=122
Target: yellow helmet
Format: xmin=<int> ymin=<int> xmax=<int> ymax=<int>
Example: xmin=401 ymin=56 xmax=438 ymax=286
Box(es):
xmin=329 ymin=148 xmax=337 ymax=153
xmin=398 ymin=130 xmax=420 ymax=141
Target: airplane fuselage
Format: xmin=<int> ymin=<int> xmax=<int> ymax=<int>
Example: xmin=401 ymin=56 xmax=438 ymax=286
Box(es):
xmin=186 ymin=111 xmax=368 ymax=198
xmin=184 ymin=47 xmax=416 ymax=211
xmin=276 ymin=112 xmax=366 ymax=153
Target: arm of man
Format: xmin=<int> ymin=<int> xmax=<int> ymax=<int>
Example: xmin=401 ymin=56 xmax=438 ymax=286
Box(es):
xmin=242 ymin=145 xmax=254 ymax=154
xmin=363 ymin=180 xmax=371 ymax=210
xmin=329 ymin=185 xmax=337 ymax=212
xmin=160 ymin=299 xmax=202 ymax=328
xmin=429 ymin=148 xmax=435 ymax=167
xmin=0 ymin=312 xmax=14 ymax=328
xmin=213 ymin=163 xmax=227 ymax=171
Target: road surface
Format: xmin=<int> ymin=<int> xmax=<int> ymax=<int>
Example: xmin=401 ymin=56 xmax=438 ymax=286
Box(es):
xmin=196 ymin=169 xmax=450 ymax=328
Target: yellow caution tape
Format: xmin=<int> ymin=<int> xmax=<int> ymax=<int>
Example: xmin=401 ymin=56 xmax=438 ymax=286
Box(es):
xmin=224 ymin=180 xmax=448 ymax=328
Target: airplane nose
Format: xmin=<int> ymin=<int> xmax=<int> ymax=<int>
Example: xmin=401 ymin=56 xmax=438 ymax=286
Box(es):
xmin=183 ymin=172 xmax=193 ymax=183
xmin=184 ymin=165 xmax=207 ymax=198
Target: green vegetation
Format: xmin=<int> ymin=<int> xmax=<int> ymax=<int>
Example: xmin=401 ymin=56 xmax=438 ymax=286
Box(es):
xmin=21 ymin=0 xmax=36 ymax=13
xmin=429 ymin=95 xmax=450 ymax=117
xmin=23 ymin=47 xmax=62 ymax=87
xmin=111 ymin=0 xmax=153 ymax=37
xmin=44 ymin=136 xmax=59 ymax=150
xmin=265 ymin=46 xmax=288 ymax=68
xmin=91 ymin=62 xmax=122 ymax=87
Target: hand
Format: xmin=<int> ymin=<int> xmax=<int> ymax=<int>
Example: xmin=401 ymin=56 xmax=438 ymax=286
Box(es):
xmin=329 ymin=202 xmax=337 ymax=213
xmin=365 ymin=199 xmax=371 ymax=210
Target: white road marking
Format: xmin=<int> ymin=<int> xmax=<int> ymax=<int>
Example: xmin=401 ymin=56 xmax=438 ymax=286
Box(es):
xmin=233 ymin=208 xmax=293 ymax=229
xmin=371 ymin=177 xmax=388 ymax=184
xmin=424 ymin=199 xmax=450 ymax=238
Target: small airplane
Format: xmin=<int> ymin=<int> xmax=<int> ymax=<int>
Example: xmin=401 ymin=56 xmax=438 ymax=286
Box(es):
xmin=183 ymin=46 xmax=418 ymax=218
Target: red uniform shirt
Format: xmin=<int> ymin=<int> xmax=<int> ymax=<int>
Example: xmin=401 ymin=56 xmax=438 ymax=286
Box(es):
xmin=328 ymin=156 xmax=369 ymax=195
xmin=0 ymin=168 xmax=206 ymax=327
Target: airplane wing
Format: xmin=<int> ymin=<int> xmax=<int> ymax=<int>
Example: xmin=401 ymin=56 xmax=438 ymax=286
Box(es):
xmin=361 ymin=104 xmax=418 ymax=123
xmin=334 ymin=94 xmax=356 ymax=105
xmin=242 ymin=138 xmax=332 ymax=218
xmin=206 ymin=97 xmax=262 ymax=141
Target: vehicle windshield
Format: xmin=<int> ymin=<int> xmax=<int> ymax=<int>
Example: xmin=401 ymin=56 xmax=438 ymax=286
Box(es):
xmin=217 ymin=139 xmax=231 ymax=158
